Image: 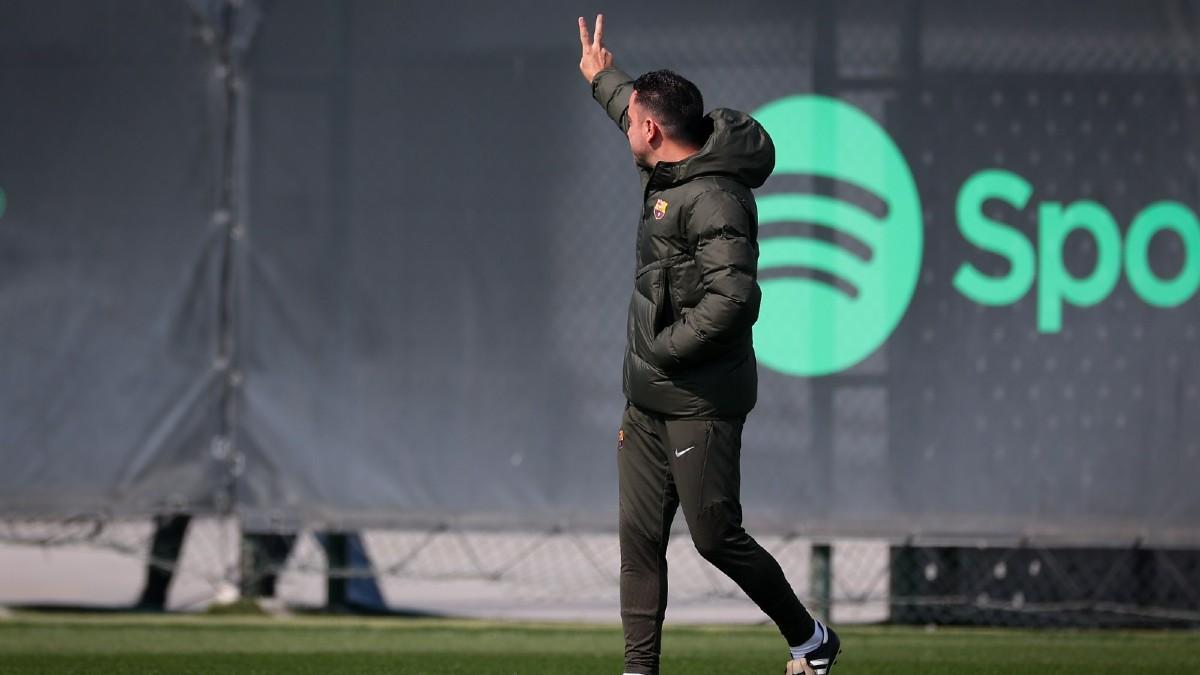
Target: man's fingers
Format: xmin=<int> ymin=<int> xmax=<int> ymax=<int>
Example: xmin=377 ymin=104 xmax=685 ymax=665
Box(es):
xmin=594 ymin=13 xmax=604 ymax=48
xmin=578 ymin=17 xmax=590 ymax=49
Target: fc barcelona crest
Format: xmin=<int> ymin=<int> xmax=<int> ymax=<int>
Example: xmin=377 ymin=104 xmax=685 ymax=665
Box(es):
xmin=653 ymin=199 xmax=669 ymax=220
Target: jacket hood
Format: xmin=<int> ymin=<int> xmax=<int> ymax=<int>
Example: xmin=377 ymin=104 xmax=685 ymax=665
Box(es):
xmin=647 ymin=108 xmax=776 ymax=190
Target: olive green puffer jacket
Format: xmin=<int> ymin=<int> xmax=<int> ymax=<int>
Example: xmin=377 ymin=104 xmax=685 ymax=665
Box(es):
xmin=591 ymin=68 xmax=775 ymax=418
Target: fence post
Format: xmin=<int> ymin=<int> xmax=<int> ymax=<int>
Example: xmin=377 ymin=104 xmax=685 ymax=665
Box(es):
xmin=811 ymin=542 xmax=833 ymax=621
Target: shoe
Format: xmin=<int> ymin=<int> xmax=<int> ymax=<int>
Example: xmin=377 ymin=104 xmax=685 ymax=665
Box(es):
xmin=784 ymin=624 xmax=840 ymax=675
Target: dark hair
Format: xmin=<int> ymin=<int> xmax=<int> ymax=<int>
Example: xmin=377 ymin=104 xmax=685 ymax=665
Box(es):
xmin=632 ymin=69 xmax=711 ymax=147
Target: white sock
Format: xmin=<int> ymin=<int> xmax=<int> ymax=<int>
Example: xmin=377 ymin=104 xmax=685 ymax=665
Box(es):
xmin=788 ymin=618 xmax=826 ymax=660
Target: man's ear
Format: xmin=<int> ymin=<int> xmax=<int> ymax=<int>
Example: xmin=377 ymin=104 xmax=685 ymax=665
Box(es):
xmin=644 ymin=117 xmax=660 ymax=144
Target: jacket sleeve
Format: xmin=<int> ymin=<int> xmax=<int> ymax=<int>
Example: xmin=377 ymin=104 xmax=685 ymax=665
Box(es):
xmin=591 ymin=68 xmax=634 ymax=133
xmin=650 ymin=190 xmax=761 ymax=370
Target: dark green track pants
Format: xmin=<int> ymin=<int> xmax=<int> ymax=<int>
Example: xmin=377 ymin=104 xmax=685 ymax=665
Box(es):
xmin=618 ymin=403 xmax=815 ymax=675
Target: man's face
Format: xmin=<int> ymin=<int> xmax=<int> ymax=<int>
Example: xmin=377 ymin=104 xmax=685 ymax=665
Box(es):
xmin=626 ymin=90 xmax=653 ymax=167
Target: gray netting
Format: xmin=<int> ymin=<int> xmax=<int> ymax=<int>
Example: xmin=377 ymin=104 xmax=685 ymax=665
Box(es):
xmin=4 ymin=519 xmax=1199 ymax=627
xmin=2 ymin=0 xmax=1200 ymax=626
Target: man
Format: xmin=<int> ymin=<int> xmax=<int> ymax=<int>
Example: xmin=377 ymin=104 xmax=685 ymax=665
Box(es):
xmin=577 ymin=15 xmax=841 ymax=675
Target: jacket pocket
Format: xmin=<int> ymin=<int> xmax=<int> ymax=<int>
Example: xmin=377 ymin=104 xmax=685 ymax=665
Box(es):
xmin=636 ymin=254 xmax=688 ymax=329
xmin=630 ymin=267 xmax=663 ymax=367
xmin=634 ymin=254 xmax=688 ymax=369
xmin=654 ymin=267 xmax=674 ymax=334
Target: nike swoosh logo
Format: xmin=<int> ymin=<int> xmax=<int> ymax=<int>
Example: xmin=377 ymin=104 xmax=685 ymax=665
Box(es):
xmin=674 ymin=446 xmax=695 ymax=458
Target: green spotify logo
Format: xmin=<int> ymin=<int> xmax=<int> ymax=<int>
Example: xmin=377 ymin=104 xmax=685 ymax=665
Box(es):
xmin=751 ymin=96 xmax=923 ymax=376
xmin=751 ymin=94 xmax=1200 ymax=378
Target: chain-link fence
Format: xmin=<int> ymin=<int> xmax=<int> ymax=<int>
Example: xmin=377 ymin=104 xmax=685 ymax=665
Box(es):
xmin=3 ymin=518 xmax=1197 ymax=627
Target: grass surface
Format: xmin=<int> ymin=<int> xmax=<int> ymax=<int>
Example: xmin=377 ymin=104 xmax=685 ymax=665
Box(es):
xmin=1 ymin=612 xmax=1198 ymax=674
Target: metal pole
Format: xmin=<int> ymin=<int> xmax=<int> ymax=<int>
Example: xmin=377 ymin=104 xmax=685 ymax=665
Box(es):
xmin=810 ymin=542 xmax=833 ymax=621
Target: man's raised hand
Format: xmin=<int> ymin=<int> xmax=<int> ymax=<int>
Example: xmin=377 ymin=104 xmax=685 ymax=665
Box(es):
xmin=578 ymin=14 xmax=613 ymax=83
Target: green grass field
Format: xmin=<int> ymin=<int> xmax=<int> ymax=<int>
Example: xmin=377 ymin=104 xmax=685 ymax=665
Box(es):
xmin=1 ymin=612 xmax=1198 ymax=674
